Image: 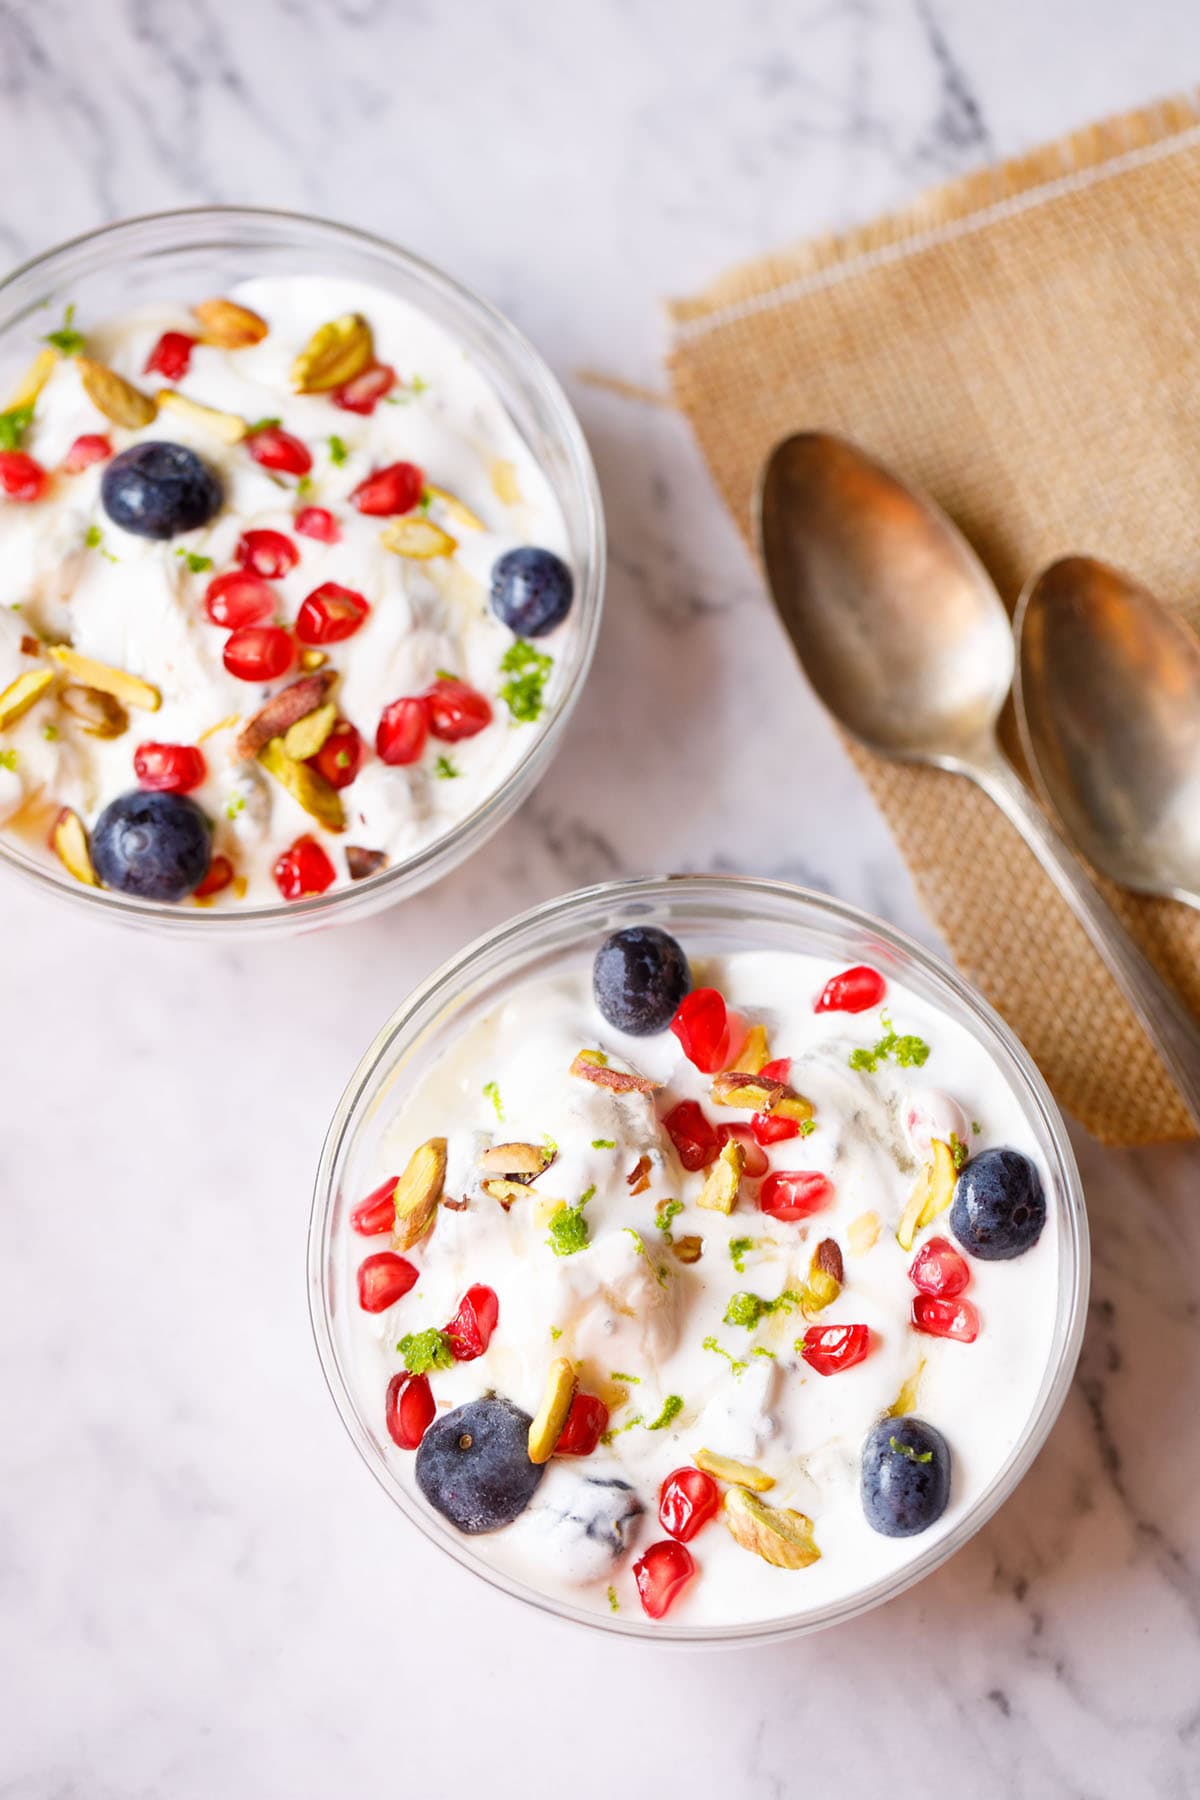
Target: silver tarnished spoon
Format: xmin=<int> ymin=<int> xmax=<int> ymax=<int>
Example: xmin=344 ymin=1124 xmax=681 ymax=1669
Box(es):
xmin=756 ymin=431 xmax=1200 ymax=1126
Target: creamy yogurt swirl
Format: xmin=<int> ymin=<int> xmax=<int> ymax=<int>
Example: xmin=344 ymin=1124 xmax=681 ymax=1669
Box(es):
xmin=0 ymin=275 xmax=574 ymax=906
xmin=346 ymin=947 xmax=1059 ymax=1629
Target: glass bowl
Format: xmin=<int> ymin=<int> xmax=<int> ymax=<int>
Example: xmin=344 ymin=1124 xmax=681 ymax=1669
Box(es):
xmin=0 ymin=207 xmax=604 ymax=933
xmin=309 ymin=874 xmax=1089 ymax=1645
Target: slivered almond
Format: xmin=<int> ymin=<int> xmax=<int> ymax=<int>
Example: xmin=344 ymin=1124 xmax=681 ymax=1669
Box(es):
xmin=236 ymin=671 xmax=336 ymax=759
xmin=569 ymin=1051 xmax=659 ymax=1095
xmin=848 ymin=1210 xmax=880 ymax=1255
xmin=380 ymin=516 xmax=457 ymax=560
xmin=0 ymin=668 xmax=53 ymax=730
xmin=490 ymin=458 xmax=522 ymax=505
xmin=477 ymin=1141 xmax=555 ymax=1179
xmin=193 ymin=298 xmax=269 ymax=348
xmin=156 ymin=389 xmax=247 ymax=443
xmin=346 ymin=845 xmax=387 ymax=881
xmin=77 ymin=358 xmax=158 ymax=429
xmin=424 ymin=482 xmax=484 ymax=530
xmin=391 ymin=1137 xmax=447 ymax=1251
xmin=59 ymin=684 xmax=128 ymax=738
xmin=47 ymin=646 xmax=159 ymax=712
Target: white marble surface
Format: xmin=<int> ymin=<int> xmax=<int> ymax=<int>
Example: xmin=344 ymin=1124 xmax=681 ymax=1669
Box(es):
xmin=3 ymin=3 xmax=1200 ymax=1795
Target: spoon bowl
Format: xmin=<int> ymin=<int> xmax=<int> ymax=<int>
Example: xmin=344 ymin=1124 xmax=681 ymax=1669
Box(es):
xmin=757 ymin=433 xmax=1013 ymax=765
xmin=1016 ymin=555 xmax=1200 ymax=908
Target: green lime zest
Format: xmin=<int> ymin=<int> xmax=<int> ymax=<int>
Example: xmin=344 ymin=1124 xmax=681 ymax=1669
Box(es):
xmin=702 ymin=1334 xmax=748 ymax=1376
xmin=729 ymin=1235 xmax=755 ymax=1273
xmin=499 ymin=638 xmax=553 ymax=723
xmin=0 ymin=748 xmax=18 ymax=771
xmin=328 ymin=434 xmax=348 ymax=466
xmin=592 ymin=1138 xmax=616 ymax=1150
xmin=607 ymin=1584 xmax=619 ymax=1613
xmin=646 ymin=1394 xmax=683 ymax=1430
xmin=547 ymin=1187 xmax=593 ymax=1257
xmin=43 ymin=304 xmax=85 ymax=355
xmin=434 ymin=755 xmax=460 ymax=779
xmin=849 ymin=1013 xmax=930 ymax=1074
xmin=0 ymin=404 xmax=35 ymax=450
xmin=890 ymin=1435 xmax=933 ymax=1464
xmin=723 ymin=1288 xmax=803 ymax=1330
xmin=397 ymin=1328 xmax=454 ymax=1375
xmin=482 ymin=1080 xmax=503 ymax=1121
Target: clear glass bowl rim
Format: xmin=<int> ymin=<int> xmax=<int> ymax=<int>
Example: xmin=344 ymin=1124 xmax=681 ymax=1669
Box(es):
xmin=0 ymin=204 xmax=605 ymax=933
xmin=308 ymin=873 xmax=1090 ymax=1646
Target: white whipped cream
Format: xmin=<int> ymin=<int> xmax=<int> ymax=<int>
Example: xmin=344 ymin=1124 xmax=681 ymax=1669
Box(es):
xmin=0 ymin=274 xmax=573 ymax=905
xmin=346 ymin=950 xmax=1060 ymax=1629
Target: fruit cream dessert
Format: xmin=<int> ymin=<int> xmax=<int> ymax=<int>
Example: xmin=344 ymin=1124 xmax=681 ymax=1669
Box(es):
xmin=0 ymin=278 xmax=574 ymax=906
xmin=345 ymin=928 xmax=1057 ymax=1628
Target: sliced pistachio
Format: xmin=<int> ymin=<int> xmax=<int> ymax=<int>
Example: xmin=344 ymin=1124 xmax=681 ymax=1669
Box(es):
xmin=47 ymin=646 xmax=159 ymax=712
xmin=774 ymin=1093 xmax=816 ymax=1125
xmin=490 ymin=457 xmax=522 ymax=505
xmin=291 ymin=312 xmax=373 ymax=392
xmin=391 ymin=1137 xmax=447 ymax=1251
xmin=8 ymin=346 xmax=59 ymax=410
xmin=723 ymin=1487 xmax=820 ymax=1570
xmin=258 ymin=736 xmax=345 ymax=832
xmin=380 ymin=516 xmax=457 ymax=560
xmin=346 ymin=844 xmax=387 ymax=881
xmin=477 ymin=1141 xmax=555 ymax=1179
xmin=888 ymin=1358 xmax=926 ymax=1419
xmin=528 ymin=1356 xmax=576 ymax=1464
xmin=897 ymin=1138 xmax=957 ymax=1250
xmin=424 ymin=482 xmax=484 ymax=530
xmin=697 ymin=1137 xmax=744 ymax=1214
xmin=735 ymin=1023 xmax=771 ymax=1075
xmin=282 ymin=700 xmax=337 ymax=763
xmin=77 ymin=357 xmax=158 ymax=429
xmin=192 ymin=297 xmax=269 ymax=348
xmin=59 ymin=683 xmax=128 ymax=739
xmin=694 ymin=1448 xmax=775 ymax=1492
xmin=237 ymin=671 xmax=336 ymax=759
xmin=156 ymin=389 xmax=247 ymax=444
xmin=197 ymin=713 xmax=241 ymax=745
xmin=671 ymin=1233 xmax=703 ymax=1264
xmin=711 ymin=1071 xmax=788 ymax=1110
xmin=800 ymin=1237 xmax=843 ymax=1315
xmin=51 ymin=807 xmax=97 ymax=886
xmin=0 ymin=667 xmax=53 ymax=730
xmin=481 ymin=1177 xmax=538 ymax=1209
xmin=300 ymin=648 xmax=329 ymax=672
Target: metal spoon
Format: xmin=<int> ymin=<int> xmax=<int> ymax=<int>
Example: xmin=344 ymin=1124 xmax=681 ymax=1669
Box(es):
xmin=757 ymin=431 xmax=1200 ymax=1126
xmin=1016 ymin=555 xmax=1200 ymax=910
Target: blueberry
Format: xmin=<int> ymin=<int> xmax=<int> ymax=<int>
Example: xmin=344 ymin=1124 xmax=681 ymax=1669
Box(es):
xmin=950 ymin=1147 xmax=1047 ymax=1261
xmin=593 ymin=925 xmax=691 ymax=1035
xmin=101 ymin=441 xmax=223 ymax=540
xmin=91 ymin=790 xmax=212 ymax=902
xmin=490 ymin=546 xmax=574 ymax=637
xmin=861 ymin=1416 xmax=951 ymax=1537
xmin=415 ymin=1396 xmax=544 ymax=1534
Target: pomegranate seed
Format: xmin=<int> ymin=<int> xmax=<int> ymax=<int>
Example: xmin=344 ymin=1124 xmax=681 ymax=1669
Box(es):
xmin=294 ymin=505 xmax=340 ymax=543
xmin=760 ymin=1057 xmax=791 ymax=1083
xmin=236 ymin=527 xmax=299 ymax=579
xmin=273 ymin=833 xmax=336 ymax=899
xmin=799 ymin=1322 xmax=871 ymax=1375
xmin=670 ymin=987 xmax=732 ymax=1074
xmin=247 ymin=426 xmax=312 ymax=477
xmin=133 ymin=741 xmax=207 ymax=794
xmin=751 ymin=1110 xmax=800 ymax=1147
xmin=444 ymin=1284 xmax=500 ymax=1360
xmin=376 ymin=696 xmax=428 ymax=765
xmin=658 ymin=1467 xmax=720 ymax=1542
xmin=193 ymin=853 xmax=234 ymax=899
xmin=333 ymin=362 xmax=397 ymax=414
xmin=911 ymin=1294 xmax=980 ymax=1343
xmin=385 ymin=1371 xmax=435 ymax=1450
xmin=311 ymin=718 xmax=364 ymax=790
xmin=633 ymin=1539 xmax=696 ymax=1619
xmin=423 ymin=676 xmax=492 ymax=741
xmin=350 ymin=1176 xmax=397 ymax=1235
xmin=350 ymin=459 xmax=423 ymax=516
xmin=716 ymin=1122 xmax=770 ymax=1178
xmin=144 ymin=331 xmax=196 ymax=382
xmin=759 ymin=1170 xmax=833 ymax=1222
xmin=815 ymin=965 xmax=887 ymax=1014
xmin=296 ymin=581 xmax=370 ymax=646
xmin=205 ymin=570 xmax=276 ymax=629
xmin=555 ymin=1393 xmax=610 ymax=1457
xmin=358 ymin=1252 xmax=419 ymax=1313
xmin=62 ymin=433 xmax=112 ymax=472
xmin=908 ymin=1235 xmax=971 ymax=1298
xmin=0 ymin=451 xmax=47 ymax=501
xmin=224 ymin=625 xmax=294 ymax=682
xmin=662 ymin=1099 xmax=720 ymax=1172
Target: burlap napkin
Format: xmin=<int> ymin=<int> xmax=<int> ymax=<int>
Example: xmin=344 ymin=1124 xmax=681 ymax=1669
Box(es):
xmin=668 ymin=96 xmax=1200 ymax=1146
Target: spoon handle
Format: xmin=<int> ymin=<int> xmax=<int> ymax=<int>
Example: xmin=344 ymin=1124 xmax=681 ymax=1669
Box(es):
xmin=970 ymin=750 xmax=1200 ymax=1129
